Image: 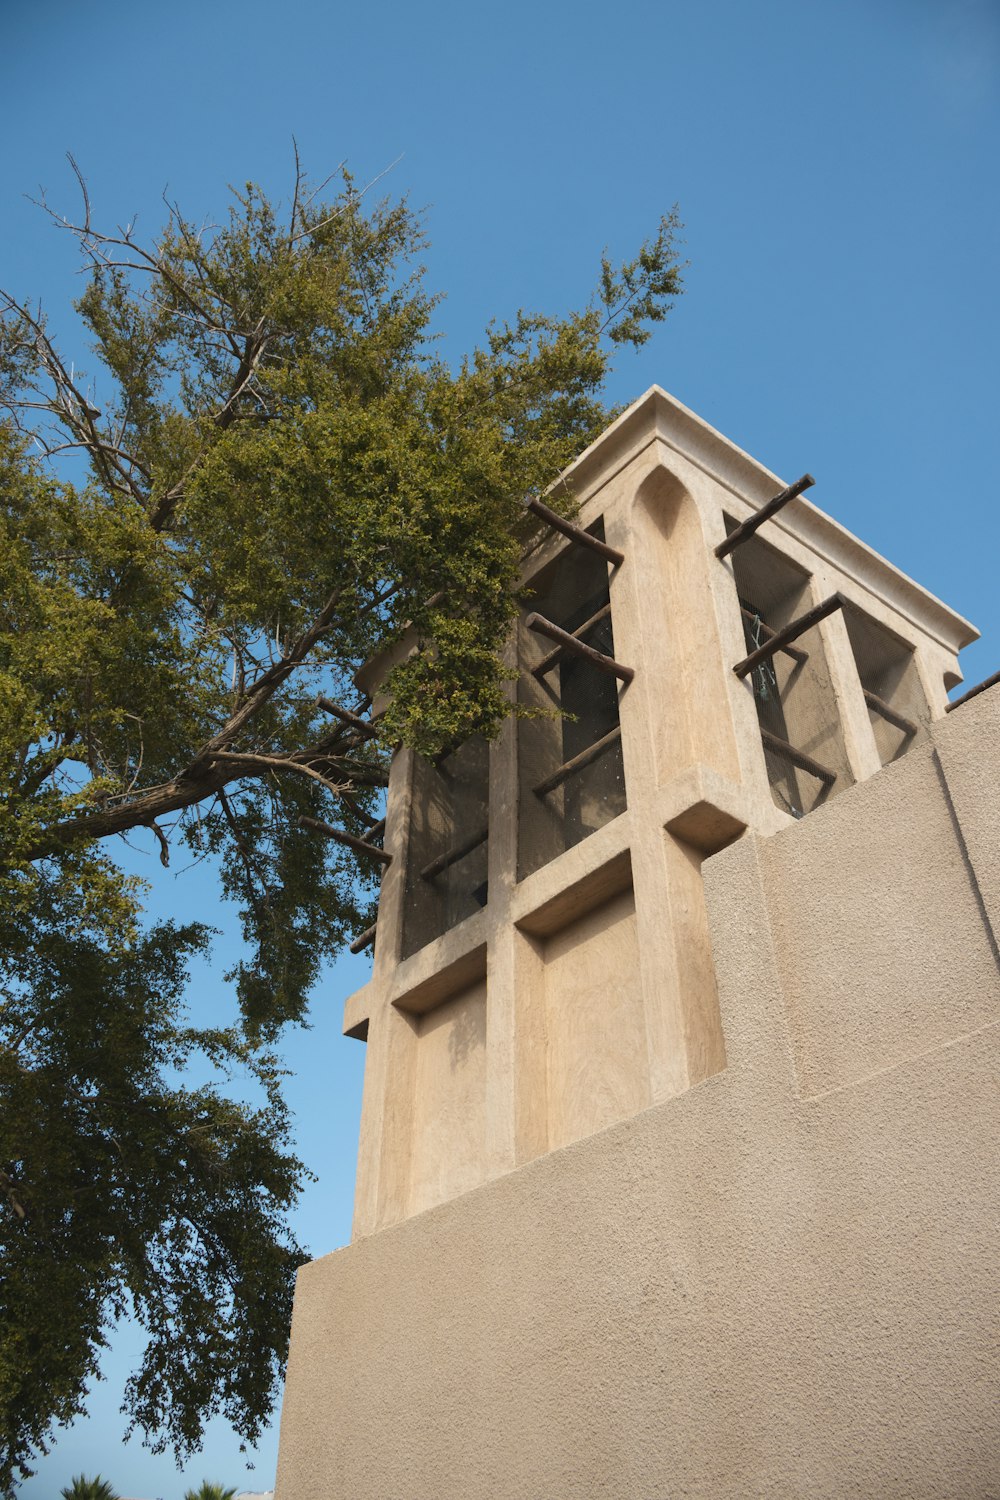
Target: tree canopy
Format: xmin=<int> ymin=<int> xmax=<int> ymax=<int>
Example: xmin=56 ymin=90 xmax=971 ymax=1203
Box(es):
xmin=0 ymin=158 xmax=683 ymax=1490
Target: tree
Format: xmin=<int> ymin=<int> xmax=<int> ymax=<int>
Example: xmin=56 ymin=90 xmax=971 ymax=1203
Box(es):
xmin=60 ymin=1476 xmax=119 ymax=1500
xmin=0 ymin=156 xmax=683 ymax=1491
xmin=183 ymin=1483 xmax=237 ymax=1500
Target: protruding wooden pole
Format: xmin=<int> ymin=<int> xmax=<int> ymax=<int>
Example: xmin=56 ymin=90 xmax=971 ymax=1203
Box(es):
xmin=740 ymin=606 xmax=808 ymax=665
xmin=759 ymin=727 xmax=837 ymax=786
xmin=532 ymin=603 xmax=612 ymax=677
xmin=862 ymin=689 xmax=918 ymax=736
xmin=526 ymin=497 xmax=625 ymax=566
xmin=733 ymin=593 xmax=844 ymax=679
xmin=420 ymin=826 xmax=489 ymax=882
xmin=526 ymin=612 xmax=634 ymax=683
xmin=715 ymin=473 xmax=816 ymax=559
xmin=532 ymin=725 xmax=623 ymax=798
xmin=349 ymin=924 xmax=377 ymax=954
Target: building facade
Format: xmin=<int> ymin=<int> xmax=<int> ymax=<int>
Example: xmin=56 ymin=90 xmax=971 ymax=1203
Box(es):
xmin=274 ymin=389 xmax=998 ymax=1498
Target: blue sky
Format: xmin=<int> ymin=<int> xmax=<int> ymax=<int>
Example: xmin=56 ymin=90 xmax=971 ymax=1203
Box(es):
xmin=4 ymin=0 xmax=998 ymax=1494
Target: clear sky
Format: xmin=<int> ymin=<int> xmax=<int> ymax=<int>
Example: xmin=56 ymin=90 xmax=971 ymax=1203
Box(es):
xmin=4 ymin=0 xmax=999 ymax=1494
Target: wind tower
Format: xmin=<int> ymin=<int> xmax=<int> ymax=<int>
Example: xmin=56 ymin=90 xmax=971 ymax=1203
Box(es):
xmin=275 ymin=387 xmax=999 ymax=1500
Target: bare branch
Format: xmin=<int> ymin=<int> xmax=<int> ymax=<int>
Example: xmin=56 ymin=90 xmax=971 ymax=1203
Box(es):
xmin=338 ymin=791 xmax=384 ymax=829
xmin=210 ymin=319 xmax=269 ymax=430
xmin=145 ymin=819 xmax=170 ymax=867
xmin=297 ymin=158 xmax=348 ymax=216
xmin=65 ymin=151 xmax=92 ymax=236
xmin=0 ymin=288 xmax=148 ymax=504
xmin=192 ymin=585 xmax=347 ymax=758
xmin=208 ymin=750 xmax=349 ymax=797
xmin=288 ymin=154 xmax=404 ymax=246
xmin=36 ymin=437 xmax=152 ymax=481
xmin=290 ymin=138 xmax=303 ymax=238
xmin=24 ymin=760 xmax=230 ymax=859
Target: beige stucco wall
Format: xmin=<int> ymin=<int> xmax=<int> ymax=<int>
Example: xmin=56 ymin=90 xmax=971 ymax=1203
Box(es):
xmin=275 ymin=686 xmax=999 ymax=1500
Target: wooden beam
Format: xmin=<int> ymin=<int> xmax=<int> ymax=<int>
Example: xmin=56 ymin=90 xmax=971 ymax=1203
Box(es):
xmin=349 ymin=924 xmax=377 ymax=955
xmin=420 ymin=825 xmax=489 ymax=882
xmin=526 ymin=497 xmax=625 ymax=566
xmin=533 ymin=725 xmax=623 ymax=798
xmin=863 ymin=689 xmax=918 ymax=736
xmin=733 ymin=594 xmax=845 ymax=679
xmin=759 ymin=728 xmax=837 ymax=787
xmin=526 ymin=612 xmax=634 ymax=683
xmin=532 ymin=603 xmax=612 ymax=677
xmin=715 ymin=473 xmax=816 ymax=559
xmin=740 ymin=606 xmax=808 ymax=666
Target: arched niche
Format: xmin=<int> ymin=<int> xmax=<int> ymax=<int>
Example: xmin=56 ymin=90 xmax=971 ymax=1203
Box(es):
xmin=631 ymin=464 xmax=741 ymax=786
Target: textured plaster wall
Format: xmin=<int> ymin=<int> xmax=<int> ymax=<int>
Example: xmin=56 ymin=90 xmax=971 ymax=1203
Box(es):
xmin=541 ymin=888 xmax=647 ymax=1151
xmin=408 ymin=979 xmax=487 ymax=1217
xmin=275 ymin=690 xmax=1000 ymax=1500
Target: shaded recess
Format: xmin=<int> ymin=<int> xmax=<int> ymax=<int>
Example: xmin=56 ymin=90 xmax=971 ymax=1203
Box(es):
xmin=725 ymin=525 xmax=853 ymax=818
xmin=843 ymin=602 xmax=929 ymax=766
xmin=517 ymin=520 xmax=626 ymax=879
xmin=401 ymin=737 xmax=489 ymax=959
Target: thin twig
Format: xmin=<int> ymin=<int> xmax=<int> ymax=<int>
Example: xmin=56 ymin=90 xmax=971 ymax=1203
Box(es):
xmin=288 ymin=154 xmax=404 ymax=245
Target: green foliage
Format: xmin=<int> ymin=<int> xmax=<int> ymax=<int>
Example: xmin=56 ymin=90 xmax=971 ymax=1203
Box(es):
xmin=59 ymin=1476 xmax=119 ymax=1500
xmin=598 ymin=209 xmax=684 ymax=346
xmin=0 ymin=856 xmax=304 ymax=1491
xmin=182 ymin=1484 xmax=237 ymax=1500
xmin=0 ymin=160 xmax=683 ymax=1490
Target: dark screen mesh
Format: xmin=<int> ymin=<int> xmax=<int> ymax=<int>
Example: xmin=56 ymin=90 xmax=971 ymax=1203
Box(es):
xmin=401 ymin=736 xmax=489 ymax=959
xmin=728 ymin=527 xmax=853 ymax=818
xmin=518 ymin=522 xmax=626 ymax=879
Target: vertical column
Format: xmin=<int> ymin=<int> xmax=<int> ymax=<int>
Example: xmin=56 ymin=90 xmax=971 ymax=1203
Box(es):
xmin=608 ymin=471 xmax=683 ymax=1098
xmin=482 ymin=665 xmax=519 ymax=1182
xmin=914 ymin=643 xmax=960 ymax=719
xmin=370 ymin=1006 xmax=419 ymax=1230
xmin=810 ymin=584 xmax=883 ymax=785
xmin=627 ymin=820 xmax=698 ymax=1099
xmin=352 ymin=747 xmax=414 ymax=1238
xmin=510 ymin=926 xmax=549 ymax=1164
xmin=604 ymin=468 xmax=724 ymax=1102
xmin=703 ymin=488 xmax=809 ymax=834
